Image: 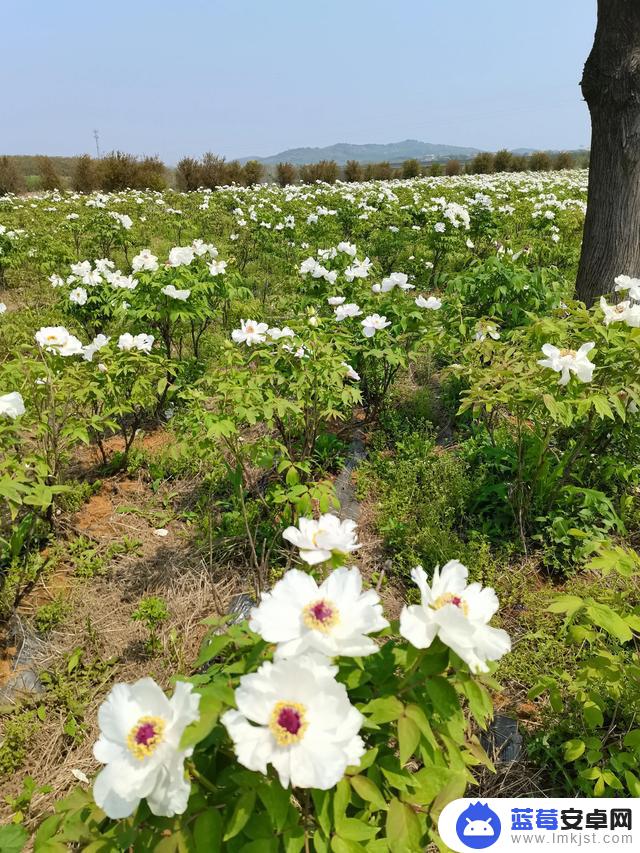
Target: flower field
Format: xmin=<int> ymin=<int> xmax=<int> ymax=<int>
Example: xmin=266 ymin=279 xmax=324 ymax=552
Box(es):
xmin=1 ymin=169 xmax=639 ymax=851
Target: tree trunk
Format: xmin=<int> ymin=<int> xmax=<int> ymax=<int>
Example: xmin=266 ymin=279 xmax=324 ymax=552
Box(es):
xmin=575 ymin=0 xmax=640 ymax=306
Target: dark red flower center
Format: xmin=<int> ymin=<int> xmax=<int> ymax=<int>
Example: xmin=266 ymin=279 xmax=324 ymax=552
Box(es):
xmin=135 ymin=722 xmax=157 ymax=745
xmin=310 ymin=601 xmax=334 ymax=623
xmin=277 ymin=706 xmax=302 ymax=735
xmin=450 ymin=596 xmax=463 ymax=608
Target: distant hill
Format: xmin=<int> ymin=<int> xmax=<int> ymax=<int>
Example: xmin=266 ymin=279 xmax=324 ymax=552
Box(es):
xmin=240 ymin=139 xmax=481 ymax=166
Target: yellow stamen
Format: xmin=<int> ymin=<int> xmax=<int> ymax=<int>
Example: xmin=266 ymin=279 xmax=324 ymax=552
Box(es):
xmin=127 ymin=715 xmax=165 ymax=760
xmin=433 ymin=592 xmax=469 ymax=616
xmin=302 ymin=599 xmax=340 ymax=633
xmin=268 ymin=701 xmax=308 ymax=746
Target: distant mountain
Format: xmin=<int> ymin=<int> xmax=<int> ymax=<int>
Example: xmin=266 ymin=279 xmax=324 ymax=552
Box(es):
xmin=240 ymin=139 xmax=481 ymax=166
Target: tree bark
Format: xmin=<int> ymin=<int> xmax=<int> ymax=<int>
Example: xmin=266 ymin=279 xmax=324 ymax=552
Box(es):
xmin=575 ymin=0 xmax=640 ymax=306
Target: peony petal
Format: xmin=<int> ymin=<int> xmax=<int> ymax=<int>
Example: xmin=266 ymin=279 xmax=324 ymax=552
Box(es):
xmin=399 ymin=604 xmax=438 ymax=649
xmin=93 ymin=764 xmax=140 ymax=819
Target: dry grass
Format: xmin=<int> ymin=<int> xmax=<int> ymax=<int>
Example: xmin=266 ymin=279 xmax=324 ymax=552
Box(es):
xmin=0 ymin=460 xmax=252 ymax=826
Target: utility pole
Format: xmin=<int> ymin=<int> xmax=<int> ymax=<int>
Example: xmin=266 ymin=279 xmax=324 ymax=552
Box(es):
xmin=93 ymin=129 xmax=101 ymax=159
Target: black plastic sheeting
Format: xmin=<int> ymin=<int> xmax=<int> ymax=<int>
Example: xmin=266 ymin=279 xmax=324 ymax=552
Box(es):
xmin=480 ymin=713 xmax=524 ymax=764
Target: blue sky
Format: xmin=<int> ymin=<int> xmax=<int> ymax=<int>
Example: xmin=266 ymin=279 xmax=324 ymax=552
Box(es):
xmin=3 ymin=0 xmax=595 ymax=163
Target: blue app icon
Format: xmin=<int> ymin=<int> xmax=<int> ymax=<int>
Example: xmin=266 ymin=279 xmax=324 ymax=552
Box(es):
xmin=455 ymin=802 xmax=502 ymax=849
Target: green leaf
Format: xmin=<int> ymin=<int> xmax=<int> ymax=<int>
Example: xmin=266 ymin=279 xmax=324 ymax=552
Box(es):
xmin=335 ymin=818 xmax=378 ymax=842
xmin=547 ymin=595 xmax=584 ymax=617
xmin=397 ymin=714 xmax=420 ymax=765
xmin=194 ymin=634 xmax=232 ymax=668
xmin=283 ymin=828 xmax=305 ymax=853
xmin=459 ymin=679 xmax=493 ymax=729
xmin=180 ymin=694 xmax=221 ymax=749
xmin=602 ymin=770 xmax=624 ymax=790
xmin=385 ymin=798 xmax=422 ymax=853
xmin=333 ymin=777 xmax=351 ymax=823
xmin=624 ymin=770 xmax=640 ymax=796
xmin=623 ymin=730 xmax=640 ymax=751
xmin=313 ymin=830 xmax=330 ymax=853
xmin=585 ymin=602 xmax=633 ymax=642
xmin=257 ymin=781 xmax=291 ymax=833
xmin=362 ymin=696 xmax=404 ymax=725
xmin=311 ymin=789 xmax=332 ymax=837
xmin=404 ymin=705 xmax=437 ymax=748
xmin=223 ymin=789 xmax=256 ymax=841
xmin=350 ymin=775 xmax=387 ymax=810
xmin=193 ymin=811 xmax=222 ymax=852
xmin=0 ymin=825 xmax=28 ymax=853
xmin=583 ymin=700 xmax=604 ymax=728
xmin=563 ymin=738 xmax=585 ymax=761
xmin=330 ymin=838 xmax=365 ymax=853
xmin=347 ymin=747 xmax=378 ymax=775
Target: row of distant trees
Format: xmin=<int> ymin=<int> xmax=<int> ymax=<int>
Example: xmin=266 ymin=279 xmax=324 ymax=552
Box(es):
xmin=175 ymin=154 xmax=264 ymax=190
xmin=0 ymin=148 xmax=587 ymax=196
xmin=0 ymin=153 xmax=167 ymax=195
xmin=272 ymin=150 xmax=586 ymax=185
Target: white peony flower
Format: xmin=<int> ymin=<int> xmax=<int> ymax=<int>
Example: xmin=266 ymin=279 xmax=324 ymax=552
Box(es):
xmin=192 ymin=239 xmax=217 ymax=257
xmin=83 ymin=334 xmax=110 ymax=362
xmin=162 ymin=284 xmax=191 ymax=301
xmin=342 ymin=362 xmax=360 ymax=381
xmin=95 ymin=258 xmax=115 ymax=275
xmin=36 ymin=326 xmax=68 ymax=350
xmin=474 ymin=323 xmax=501 ymax=342
xmin=82 ymin=270 xmax=102 ymax=287
xmin=282 ymin=514 xmax=360 ymax=565
xmin=71 ymin=260 xmax=91 ymax=277
xmin=344 ymin=257 xmax=373 ymax=281
xmin=434 ymin=222 xmax=446 ymax=233
xmin=232 ymin=319 xmax=269 ymax=346
xmin=132 ymin=249 xmax=159 ymax=272
xmin=110 ymin=273 xmax=137 ymax=291
xmin=267 ymin=326 xmax=295 ymax=340
xmin=400 ymin=561 xmax=511 ymax=674
xmin=0 ymin=391 xmax=25 ymax=419
xmin=335 ymin=303 xmax=362 ymax=321
xmin=624 ymin=304 xmax=640 ymax=327
xmin=118 ymin=333 xmax=154 ymax=353
xmin=337 ymin=241 xmax=357 ymax=257
xmin=614 ymin=275 xmax=640 ymax=301
xmin=361 ymin=314 xmax=391 ymax=338
xmin=600 ymin=296 xmax=632 ymax=326
xmin=35 ymin=326 xmax=84 ymax=356
xmin=250 ymin=566 xmax=388 ymax=659
xmin=69 ymin=286 xmax=88 ymax=306
xmin=381 ymin=272 xmax=413 ymax=292
xmin=109 ymin=212 xmax=133 ymax=230
xmin=299 ymin=257 xmax=318 ymax=276
xmin=222 ymin=656 xmax=364 ymax=790
xmin=208 ymin=259 xmax=227 ymax=276
xmin=415 ymin=295 xmax=442 ymax=310
xmin=600 ymin=296 xmax=640 ymax=328
xmin=167 ymin=246 xmax=195 ymax=267
xmin=0 ymin=303 xmax=6 ymax=314
xmin=537 ymin=342 xmax=595 ymax=386
xmin=327 ymin=296 xmax=346 ymax=306
xmin=92 ymin=678 xmax=200 ymax=818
